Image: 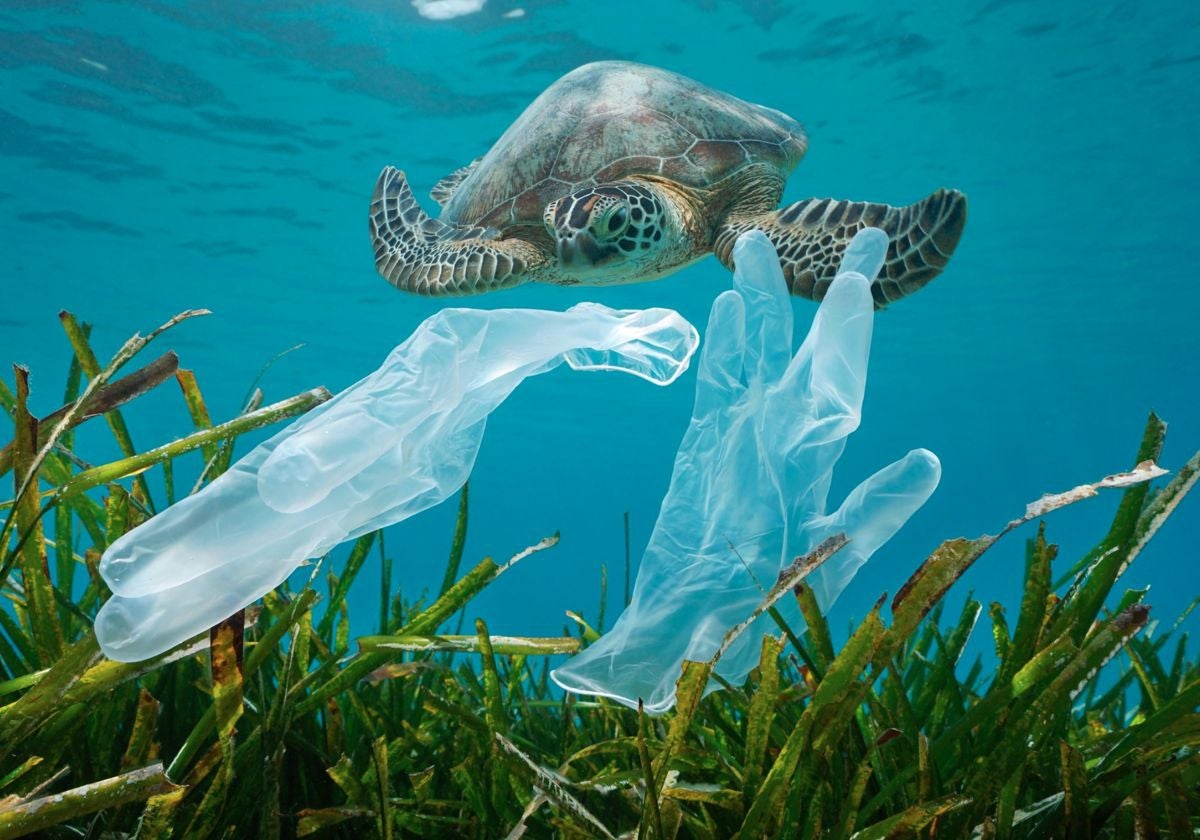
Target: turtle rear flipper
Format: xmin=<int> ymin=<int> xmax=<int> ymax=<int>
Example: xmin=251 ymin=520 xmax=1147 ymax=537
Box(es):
xmin=370 ymin=167 xmax=547 ymax=296
xmin=430 ymin=157 xmax=483 ymax=208
xmin=714 ymin=189 xmax=967 ymax=307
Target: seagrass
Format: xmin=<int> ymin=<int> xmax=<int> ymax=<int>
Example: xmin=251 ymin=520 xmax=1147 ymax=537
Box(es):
xmin=0 ymin=309 xmax=1196 ymax=838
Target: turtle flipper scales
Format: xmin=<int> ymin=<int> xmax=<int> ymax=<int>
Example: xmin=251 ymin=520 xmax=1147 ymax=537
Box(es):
xmin=714 ymin=189 xmax=967 ymax=307
xmin=370 ymin=167 xmax=548 ymax=296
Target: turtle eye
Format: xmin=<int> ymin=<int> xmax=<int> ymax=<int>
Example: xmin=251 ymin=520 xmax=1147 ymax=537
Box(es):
xmin=591 ymin=203 xmax=629 ymax=240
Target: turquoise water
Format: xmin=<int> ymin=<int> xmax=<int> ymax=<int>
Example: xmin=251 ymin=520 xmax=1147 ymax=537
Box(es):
xmin=3 ymin=2 xmax=1198 ymax=652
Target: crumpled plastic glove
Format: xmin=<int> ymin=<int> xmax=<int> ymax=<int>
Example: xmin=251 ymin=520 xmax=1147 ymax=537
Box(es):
xmin=95 ymin=303 xmax=699 ymax=662
xmin=552 ymin=229 xmax=942 ymax=714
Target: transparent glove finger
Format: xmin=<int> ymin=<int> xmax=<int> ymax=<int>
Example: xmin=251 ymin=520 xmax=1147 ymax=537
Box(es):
xmin=806 ymin=448 xmax=942 ymax=608
xmin=838 ymin=227 xmax=889 ymax=283
xmin=96 ymin=546 xmax=298 ymax=662
xmin=693 ymin=289 xmax=747 ymax=419
xmin=787 ymin=269 xmax=873 ymax=426
xmin=732 ymin=231 xmax=793 ymax=384
xmin=101 ymin=458 xmax=330 ymax=598
xmin=770 ymin=268 xmax=874 ymax=515
xmin=563 ymin=304 xmax=700 ymax=385
xmin=799 ymin=228 xmax=885 ymax=426
xmin=778 ymin=227 xmax=884 ymax=426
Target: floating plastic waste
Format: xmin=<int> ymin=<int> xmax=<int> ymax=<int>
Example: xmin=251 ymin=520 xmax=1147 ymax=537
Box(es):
xmin=552 ymin=230 xmax=942 ymax=714
xmin=95 ymin=303 xmax=699 ymax=662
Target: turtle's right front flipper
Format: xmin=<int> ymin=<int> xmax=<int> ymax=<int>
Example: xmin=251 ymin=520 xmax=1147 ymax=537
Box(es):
xmin=714 ymin=188 xmax=967 ymax=307
xmin=370 ymin=167 xmax=548 ymax=296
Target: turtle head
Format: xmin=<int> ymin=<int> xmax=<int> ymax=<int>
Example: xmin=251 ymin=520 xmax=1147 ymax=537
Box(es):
xmin=544 ymin=183 xmax=670 ymax=282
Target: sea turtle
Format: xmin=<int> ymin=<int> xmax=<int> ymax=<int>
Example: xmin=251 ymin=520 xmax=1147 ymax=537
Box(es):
xmin=369 ymin=61 xmax=966 ymax=306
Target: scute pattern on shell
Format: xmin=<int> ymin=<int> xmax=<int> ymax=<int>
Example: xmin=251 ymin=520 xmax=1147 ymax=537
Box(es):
xmin=439 ymin=62 xmax=807 ymax=233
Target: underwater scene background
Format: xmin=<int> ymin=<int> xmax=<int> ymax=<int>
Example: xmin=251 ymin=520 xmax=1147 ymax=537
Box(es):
xmin=3 ymin=0 xmax=1198 ymax=662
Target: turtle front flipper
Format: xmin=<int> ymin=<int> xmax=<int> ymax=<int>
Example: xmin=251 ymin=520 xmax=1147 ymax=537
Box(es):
xmin=370 ymin=167 xmax=548 ymax=296
xmin=713 ymin=189 xmax=967 ymax=307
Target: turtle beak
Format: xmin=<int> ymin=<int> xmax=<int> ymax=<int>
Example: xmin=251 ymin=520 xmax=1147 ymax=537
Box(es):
xmin=557 ymin=231 xmax=591 ymax=267
xmin=558 ymin=231 xmax=618 ymax=269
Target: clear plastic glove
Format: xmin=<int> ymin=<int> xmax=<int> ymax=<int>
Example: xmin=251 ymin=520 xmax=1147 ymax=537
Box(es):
xmin=95 ymin=303 xmax=699 ymax=662
xmin=552 ymin=230 xmax=941 ymax=714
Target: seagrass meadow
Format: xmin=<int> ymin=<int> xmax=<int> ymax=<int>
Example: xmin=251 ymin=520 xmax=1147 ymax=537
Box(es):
xmin=0 ymin=312 xmax=1197 ymax=838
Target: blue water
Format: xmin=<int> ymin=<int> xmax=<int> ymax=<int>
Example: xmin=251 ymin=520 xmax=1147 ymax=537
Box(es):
xmin=3 ymin=1 xmax=1198 ymax=656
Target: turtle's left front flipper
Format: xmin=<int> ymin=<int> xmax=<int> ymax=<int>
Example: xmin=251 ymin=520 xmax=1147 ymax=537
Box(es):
xmin=370 ymin=167 xmax=549 ymax=296
xmin=713 ymin=188 xmax=967 ymax=307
